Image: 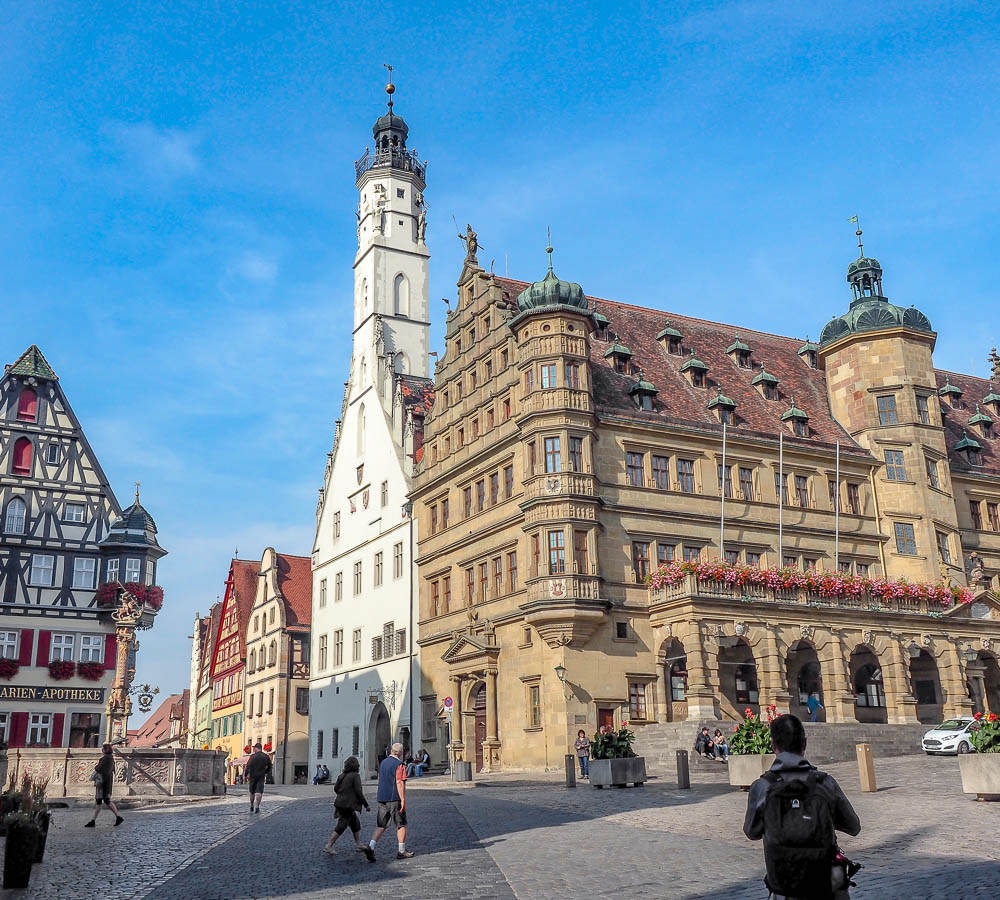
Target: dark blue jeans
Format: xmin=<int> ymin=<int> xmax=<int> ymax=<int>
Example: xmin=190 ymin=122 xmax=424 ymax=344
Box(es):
xmin=577 ymin=755 xmax=589 ymax=776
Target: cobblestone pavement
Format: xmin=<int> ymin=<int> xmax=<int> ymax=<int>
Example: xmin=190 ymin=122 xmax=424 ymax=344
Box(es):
xmin=4 ymin=755 xmax=998 ymax=899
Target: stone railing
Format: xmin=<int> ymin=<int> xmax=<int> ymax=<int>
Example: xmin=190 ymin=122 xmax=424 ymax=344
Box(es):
xmin=5 ymin=748 xmax=228 ymax=799
xmin=654 ymin=573 xmax=944 ymax=616
xmin=526 ymin=575 xmax=602 ymax=604
xmin=522 ymin=472 xmax=598 ymax=501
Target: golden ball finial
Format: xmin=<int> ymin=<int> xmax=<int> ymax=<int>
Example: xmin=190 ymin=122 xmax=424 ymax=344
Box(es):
xmin=386 ymin=82 xmax=395 ymax=95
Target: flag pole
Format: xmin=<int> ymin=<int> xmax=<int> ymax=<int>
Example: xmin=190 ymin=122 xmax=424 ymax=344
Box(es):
xmin=834 ymin=441 xmax=841 ymax=573
xmin=778 ymin=431 xmax=784 ymax=565
xmin=720 ymin=420 xmax=727 ymax=561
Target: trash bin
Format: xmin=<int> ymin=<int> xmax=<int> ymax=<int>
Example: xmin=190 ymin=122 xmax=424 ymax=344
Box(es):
xmin=454 ymin=760 xmax=473 ymax=782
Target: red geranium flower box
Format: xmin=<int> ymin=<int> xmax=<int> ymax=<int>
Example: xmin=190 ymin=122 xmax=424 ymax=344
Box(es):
xmin=0 ymin=658 xmax=20 ymax=680
xmin=77 ymin=661 xmax=106 ymax=681
xmin=48 ymin=660 xmax=76 ymax=680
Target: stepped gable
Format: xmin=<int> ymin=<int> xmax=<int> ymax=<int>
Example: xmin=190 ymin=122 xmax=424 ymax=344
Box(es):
xmin=494 ymin=276 xmax=863 ymax=454
xmin=935 ymin=369 xmax=1000 ymax=476
xmin=275 ymin=553 xmax=312 ymax=627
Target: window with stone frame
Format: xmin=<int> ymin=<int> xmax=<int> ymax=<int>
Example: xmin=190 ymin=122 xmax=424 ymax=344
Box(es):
xmin=936 ymin=531 xmax=952 ymax=566
xmin=487 ymin=407 xmax=495 ymax=429
xmin=677 ymin=458 xmax=695 ymax=493
xmin=443 ymin=576 xmax=452 ymax=611
xmin=463 ymin=486 xmax=472 ymax=517
xmin=528 ymin=441 xmax=537 ymax=473
xmin=970 ymin=500 xmax=984 ymax=530
xmin=738 ymin=466 xmax=754 ymax=500
xmin=746 ymin=551 xmax=762 ymax=568
xmin=27 ymin=713 xmax=52 ymax=747
xmin=682 ymin=546 xmax=700 ymax=562
xmin=0 ymin=631 xmax=18 ymax=659
xmin=526 ymin=684 xmax=542 ymax=728
xmin=318 ymin=634 xmax=328 ymax=670
xmin=335 ymin=572 xmax=343 ymax=601
xmin=431 ymin=580 xmax=440 ymax=615
xmin=465 ymin=568 xmax=475 ymax=605
xmin=548 ymin=531 xmax=566 ymax=574
xmin=574 ymin=530 xmax=589 ymax=574
xmin=838 ymin=560 xmax=852 ymax=574
xmin=504 ymin=465 xmax=514 ymax=497
xmin=569 ymin=437 xmax=584 ymax=473
xmin=794 ymin=475 xmax=810 ymax=507
xmin=846 ymin=483 xmax=861 ymax=515
xmin=566 ymin=363 xmax=580 ymax=389
xmin=894 ymin=522 xmax=917 ymax=555
xmin=51 ymin=633 xmax=74 ymax=661
xmin=988 ymin=502 xmax=1000 ymax=532
xmin=884 ymin=449 xmax=907 ymax=481
xmin=430 ymin=505 xmax=438 ymax=534
xmin=657 ymin=543 xmax=675 ymax=566
xmin=478 ymin=562 xmax=488 ymax=601
xmin=492 ymin=557 xmax=503 ymax=596
xmin=352 ymin=629 xmax=361 ymax=662
xmin=476 ymin=479 xmax=486 ymax=511
xmin=628 ymin=681 xmax=648 ymax=720
xmin=877 ymin=394 xmax=898 ymax=426
xmin=916 ymin=394 xmax=930 ymax=425
xmin=544 ymin=437 xmax=561 ymax=473
xmin=803 ymin=558 xmax=818 ymax=572
xmin=857 ymin=562 xmax=870 ymax=577
xmin=718 ymin=464 xmax=733 ymax=499
xmin=79 ymin=634 xmax=102 ymax=663
xmin=724 ymin=549 xmax=740 ymax=565
xmin=626 ymin=451 xmax=644 ymax=486
xmin=775 ymin=473 xmax=789 ymax=505
xmin=540 ymin=363 xmax=557 ymax=389
xmin=489 ymin=473 xmax=499 ymax=506
xmin=353 ymin=561 xmax=362 ymax=594
xmin=783 ymin=555 xmax=798 ymax=568
xmin=632 ymin=541 xmax=650 ymax=581
xmin=503 ymin=397 xmax=511 ymax=420
xmin=506 ymin=552 xmax=517 ymax=591
xmin=926 ymin=457 xmax=941 ymax=490
xmin=532 ymin=534 xmax=540 ymax=577
xmin=652 ymin=455 xmax=669 ymax=490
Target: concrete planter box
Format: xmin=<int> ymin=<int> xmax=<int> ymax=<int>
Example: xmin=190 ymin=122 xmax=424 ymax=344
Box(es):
xmin=729 ymin=753 xmax=776 ymax=790
xmin=590 ymin=757 xmax=646 ymax=789
xmin=959 ymin=753 xmax=1000 ymax=801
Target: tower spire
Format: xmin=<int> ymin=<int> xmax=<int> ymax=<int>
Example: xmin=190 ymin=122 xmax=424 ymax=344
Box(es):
xmin=546 ymin=227 xmax=554 ymax=274
xmin=847 ymin=214 xmax=863 ymax=257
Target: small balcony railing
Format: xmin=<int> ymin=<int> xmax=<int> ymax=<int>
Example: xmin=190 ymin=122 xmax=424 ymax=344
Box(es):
xmin=355 ymin=147 xmax=427 ymax=183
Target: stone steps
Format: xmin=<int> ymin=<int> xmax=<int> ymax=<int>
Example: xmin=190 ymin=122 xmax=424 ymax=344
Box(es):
xmin=633 ymin=720 xmax=931 ymax=773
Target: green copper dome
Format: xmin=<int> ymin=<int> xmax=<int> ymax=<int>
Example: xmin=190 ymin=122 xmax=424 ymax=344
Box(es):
xmin=819 ymin=245 xmax=933 ymax=347
xmin=939 ymin=379 xmax=962 ymax=398
xmin=656 ymin=320 xmax=682 ymax=341
xmin=955 ymin=430 xmax=982 ymax=452
xmin=781 ymin=397 xmax=809 ymax=421
xmin=968 ymin=404 xmax=993 ymax=427
xmin=516 ymin=247 xmax=589 ymax=313
xmin=680 ymin=349 xmax=708 ymax=372
xmin=983 ymin=384 xmax=1000 ymax=407
xmin=752 ymin=365 xmax=779 ymax=386
xmin=707 ymin=386 xmax=736 ymax=410
xmin=628 ymin=379 xmax=658 ymax=395
xmin=604 ymin=343 xmax=632 ymax=359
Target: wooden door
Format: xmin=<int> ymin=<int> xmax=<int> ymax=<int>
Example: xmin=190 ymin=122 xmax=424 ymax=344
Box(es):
xmin=598 ymin=707 xmax=614 ymax=730
xmin=473 ymin=683 xmax=487 ymax=772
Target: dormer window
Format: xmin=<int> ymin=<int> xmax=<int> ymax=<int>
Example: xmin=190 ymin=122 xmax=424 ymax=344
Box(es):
xmin=781 ymin=398 xmax=810 ymax=438
xmin=656 ymin=321 xmax=683 ymax=355
xmin=968 ymin=404 xmax=994 ymax=438
xmin=680 ymin=349 xmax=708 ymax=387
xmin=629 ymin=378 xmax=658 ymax=412
xmin=707 ymin=387 xmax=737 ymax=425
xmin=727 ymin=337 xmax=752 ymax=369
xmin=939 ymin=379 xmax=963 ymax=408
xmin=983 ymin=385 xmax=1000 ymax=416
xmin=604 ymin=343 xmax=633 ymax=374
xmin=593 ymin=312 xmax=610 ymax=340
xmin=798 ymin=339 xmax=819 ymax=369
xmin=955 ymin=430 xmax=982 ymax=466
xmin=752 ymin=365 xmax=780 ymax=401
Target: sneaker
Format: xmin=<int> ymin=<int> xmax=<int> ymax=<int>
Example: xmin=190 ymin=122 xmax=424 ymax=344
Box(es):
xmin=322 ymin=846 xmax=336 ymax=856
xmin=396 ymin=851 xmax=414 ymax=859
xmin=84 ymin=820 xmax=96 ymax=828
xmin=364 ymin=846 xmax=376 ymax=863
xmin=114 ymin=816 xmax=124 ymax=827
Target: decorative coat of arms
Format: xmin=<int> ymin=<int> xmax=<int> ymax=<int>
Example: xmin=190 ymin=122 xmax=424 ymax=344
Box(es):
xmin=362 ymin=489 xmax=370 ymax=509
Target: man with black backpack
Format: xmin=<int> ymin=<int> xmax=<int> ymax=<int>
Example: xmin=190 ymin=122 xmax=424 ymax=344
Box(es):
xmin=743 ymin=713 xmax=861 ymax=899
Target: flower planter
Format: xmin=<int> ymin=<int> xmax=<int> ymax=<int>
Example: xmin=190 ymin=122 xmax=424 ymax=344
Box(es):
xmin=728 ymin=753 xmax=776 ymax=790
xmin=589 ymin=757 xmax=647 ymax=789
xmin=958 ymin=753 xmax=1000 ymax=801
xmin=0 ymin=795 xmax=21 ymax=836
xmin=3 ymin=818 xmax=39 ymax=889
xmin=33 ymin=812 xmax=51 ymax=863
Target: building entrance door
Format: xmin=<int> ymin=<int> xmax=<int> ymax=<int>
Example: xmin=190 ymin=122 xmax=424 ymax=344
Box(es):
xmin=473 ymin=683 xmax=487 ymax=772
xmin=597 ymin=707 xmax=615 ymax=730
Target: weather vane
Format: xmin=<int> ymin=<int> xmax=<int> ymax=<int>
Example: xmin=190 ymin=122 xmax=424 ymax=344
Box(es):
xmin=383 ymin=63 xmax=394 ymax=111
xmin=847 ymin=214 xmax=863 ymax=256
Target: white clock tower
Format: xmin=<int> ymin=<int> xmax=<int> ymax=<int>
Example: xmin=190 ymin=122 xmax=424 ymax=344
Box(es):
xmin=309 ymin=78 xmax=433 ymax=776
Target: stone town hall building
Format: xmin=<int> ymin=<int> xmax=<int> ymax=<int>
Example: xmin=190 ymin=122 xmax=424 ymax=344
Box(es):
xmin=412 ymin=234 xmax=1000 ymax=771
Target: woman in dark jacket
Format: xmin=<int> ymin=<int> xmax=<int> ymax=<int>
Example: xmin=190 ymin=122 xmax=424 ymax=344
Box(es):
xmin=324 ymin=756 xmax=374 ymax=859
xmin=85 ymin=743 xmax=123 ymax=828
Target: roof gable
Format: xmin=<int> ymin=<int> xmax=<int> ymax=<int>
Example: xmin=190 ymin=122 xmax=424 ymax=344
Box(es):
xmin=276 ymin=553 xmax=312 ymax=626
xmin=7 ymin=344 xmax=57 ymax=380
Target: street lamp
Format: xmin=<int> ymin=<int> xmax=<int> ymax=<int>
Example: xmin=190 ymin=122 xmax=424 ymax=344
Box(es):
xmin=907 ymin=641 xmax=921 ymax=659
xmin=554 ymin=664 xmax=567 ymax=683
xmin=964 ymin=647 xmax=979 ymax=662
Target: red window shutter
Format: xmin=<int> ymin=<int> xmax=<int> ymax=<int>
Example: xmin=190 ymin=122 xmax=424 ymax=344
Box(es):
xmin=17 ymin=629 xmax=34 ymax=666
xmin=13 ymin=437 xmax=33 ymax=475
xmin=17 ymin=388 xmax=38 ymax=422
xmin=35 ymin=630 xmax=51 ymax=666
xmin=104 ymin=633 xmax=117 ymax=670
xmin=10 ymin=712 xmax=28 ymax=748
xmin=52 ymin=712 xmax=65 ymax=747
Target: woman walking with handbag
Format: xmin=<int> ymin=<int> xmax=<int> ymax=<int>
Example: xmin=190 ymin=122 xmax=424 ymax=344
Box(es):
xmin=85 ymin=743 xmax=124 ymax=828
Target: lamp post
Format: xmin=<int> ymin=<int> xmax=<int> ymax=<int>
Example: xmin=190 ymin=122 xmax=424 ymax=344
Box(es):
xmin=554 ymin=664 xmax=567 ymax=683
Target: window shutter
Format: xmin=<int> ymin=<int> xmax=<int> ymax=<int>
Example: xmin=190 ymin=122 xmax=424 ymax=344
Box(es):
xmin=17 ymin=629 xmax=34 ymax=667
xmin=52 ymin=712 xmax=64 ymax=747
xmin=35 ymin=630 xmax=51 ymax=666
xmin=10 ymin=712 xmax=28 ymax=748
xmin=104 ymin=633 xmax=117 ymax=670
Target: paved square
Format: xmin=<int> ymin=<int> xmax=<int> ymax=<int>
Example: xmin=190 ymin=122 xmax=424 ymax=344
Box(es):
xmin=5 ymin=755 xmax=998 ymax=899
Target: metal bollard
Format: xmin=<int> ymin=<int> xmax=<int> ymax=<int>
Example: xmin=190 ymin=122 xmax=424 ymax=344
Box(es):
xmin=565 ymin=754 xmax=577 ymax=788
xmin=856 ymin=743 xmax=876 ymax=792
xmin=676 ymin=749 xmax=691 ymax=789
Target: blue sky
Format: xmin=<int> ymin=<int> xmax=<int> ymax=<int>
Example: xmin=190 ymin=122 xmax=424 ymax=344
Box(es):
xmin=3 ymin=1 xmax=999 ymax=721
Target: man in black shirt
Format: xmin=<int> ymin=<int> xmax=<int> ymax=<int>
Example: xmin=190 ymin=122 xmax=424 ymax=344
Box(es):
xmin=245 ymin=742 xmax=272 ymax=813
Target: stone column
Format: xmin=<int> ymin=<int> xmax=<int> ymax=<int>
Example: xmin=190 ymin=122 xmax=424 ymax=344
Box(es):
xmin=756 ymin=626 xmax=792 ymax=713
xmin=883 ymin=638 xmax=919 ymax=725
xmin=681 ymin=622 xmax=718 ymax=720
xmin=482 ymin=666 xmax=501 ymax=771
xmin=450 ymin=675 xmax=464 ymax=762
xmin=940 ymin=642 xmax=975 ymax=718
xmin=820 ymin=629 xmax=856 ymax=723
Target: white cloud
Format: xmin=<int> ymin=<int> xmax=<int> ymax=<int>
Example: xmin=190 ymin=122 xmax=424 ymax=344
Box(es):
xmin=108 ymin=122 xmax=202 ymax=178
xmin=232 ymin=251 xmax=279 ymax=284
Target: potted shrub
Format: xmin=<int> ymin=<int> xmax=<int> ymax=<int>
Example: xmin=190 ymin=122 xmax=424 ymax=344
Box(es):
xmin=588 ymin=723 xmax=647 ymax=789
xmin=959 ymin=712 xmax=1000 ymax=801
xmin=2 ymin=811 xmax=39 ymax=888
xmin=728 ymin=705 xmax=778 ymax=790
xmin=27 ymin=775 xmax=50 ymax=863
xmin=0 ymin=777 xmax=21 ymax=837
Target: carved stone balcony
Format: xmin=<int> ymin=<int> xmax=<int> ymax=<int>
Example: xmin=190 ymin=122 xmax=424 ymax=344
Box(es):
xmin=517 ymin=388 xmax=592 ymax=417
xmin=521 ymin=574 xmax=609 ymax=648
xmin=522 ymin=472 xmax=598 ymax=502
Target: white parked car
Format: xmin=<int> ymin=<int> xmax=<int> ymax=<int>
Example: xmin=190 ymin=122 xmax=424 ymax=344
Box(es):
xmin=922 ymin=717 xmax=977 ymax=755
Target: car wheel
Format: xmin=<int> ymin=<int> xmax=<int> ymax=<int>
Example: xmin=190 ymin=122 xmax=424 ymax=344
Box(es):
xmin=958 ymin=741 xmax=971 ymax=754
xmin=925 ymin=750 xmax=933 ymax=755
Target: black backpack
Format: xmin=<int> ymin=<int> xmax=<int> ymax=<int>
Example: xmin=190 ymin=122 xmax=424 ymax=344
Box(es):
xmin=760 ymin=770 xmax=837 ymax=899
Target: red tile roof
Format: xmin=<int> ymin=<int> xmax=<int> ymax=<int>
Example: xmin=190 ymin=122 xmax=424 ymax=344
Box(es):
xmin=495 ymin=278 xmax=866 ymax=456
xmin=230 ymin=559 xmax=262 ymax=659
xmin=935 ymin=370 xmax=1000 ymax=476
xmin=199 ymin=603 xmax=223 ymax=685
xmin=276 ymin=553 xmax=312 ymax=627
xmin=399 ymin=374 xmax=434 ymax=417
xmin=129 ymin=690 xmax=187 ymax=748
